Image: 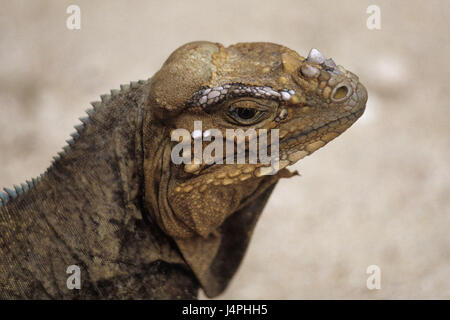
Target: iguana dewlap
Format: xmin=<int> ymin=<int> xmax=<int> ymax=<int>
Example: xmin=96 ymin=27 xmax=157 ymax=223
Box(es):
xmin=0 ymin=42 xmax=367 ymax=299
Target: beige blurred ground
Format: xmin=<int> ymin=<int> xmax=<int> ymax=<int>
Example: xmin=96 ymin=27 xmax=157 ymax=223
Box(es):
xmin=0 ymin=0 xmax=448 ymax=299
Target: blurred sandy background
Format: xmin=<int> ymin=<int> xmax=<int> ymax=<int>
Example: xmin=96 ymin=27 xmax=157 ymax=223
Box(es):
xmin=0 ymin=0 xmax=448 ymax=299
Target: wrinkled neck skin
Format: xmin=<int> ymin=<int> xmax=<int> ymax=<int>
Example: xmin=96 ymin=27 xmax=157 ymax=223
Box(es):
xmin=142 ymin=101 xmax=288 ymax=297
xmin=0 ymin=83 xmax=191 ymax=299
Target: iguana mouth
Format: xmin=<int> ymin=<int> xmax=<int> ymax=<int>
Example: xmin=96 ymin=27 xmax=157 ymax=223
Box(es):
xmin=179 ymin=108 xmax=365 ymax=179
xmin=279 ymin=108 xmax=365 ymax=148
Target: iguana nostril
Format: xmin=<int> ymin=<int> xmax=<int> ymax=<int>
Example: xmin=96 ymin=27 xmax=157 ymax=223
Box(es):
xmin=331 ymin=84 xmax=351 ymax=102
xmin=334 ymin=86 xmax=348 ymax=99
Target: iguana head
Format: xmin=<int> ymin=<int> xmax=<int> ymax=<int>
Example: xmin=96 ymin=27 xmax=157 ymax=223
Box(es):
xmin=144 ymin=41 xmax=367 ymax=239
xmin=142 ymin=41 xmax=367 ymax=296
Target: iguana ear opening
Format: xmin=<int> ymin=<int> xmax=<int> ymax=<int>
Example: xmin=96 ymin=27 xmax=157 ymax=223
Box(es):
xmin=174 ymin=182 xmax=278 ymax=298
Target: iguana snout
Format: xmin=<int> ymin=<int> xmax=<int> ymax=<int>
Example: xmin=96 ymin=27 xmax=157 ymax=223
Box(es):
xmin=273 ymin=47 xmax=368 ymax=169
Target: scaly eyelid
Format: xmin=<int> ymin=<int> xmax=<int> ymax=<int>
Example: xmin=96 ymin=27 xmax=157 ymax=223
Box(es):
xmin=228 ymin=98 xmax=275 ymax=112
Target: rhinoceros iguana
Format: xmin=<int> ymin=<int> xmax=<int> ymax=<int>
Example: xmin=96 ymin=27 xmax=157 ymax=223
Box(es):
xmin=0 ymin=42 xmax=367 ymax=299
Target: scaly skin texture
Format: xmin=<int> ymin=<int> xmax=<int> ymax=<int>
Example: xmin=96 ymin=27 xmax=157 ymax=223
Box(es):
xmin=0 ymin=42 xmax=367 ymax=299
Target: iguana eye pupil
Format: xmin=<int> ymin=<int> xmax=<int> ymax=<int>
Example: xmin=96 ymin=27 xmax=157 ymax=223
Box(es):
xmin=226 ymin=99 xmax=272 ymax=125
xmin=236 ymin=108 xmax=257 ymax=120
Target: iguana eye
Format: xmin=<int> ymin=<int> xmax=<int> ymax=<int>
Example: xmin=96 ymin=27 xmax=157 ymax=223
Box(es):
xmin=227 ymin=100 xmax=268 ymax=125
xmin=236 ymin=107 xmax=258 ymax=119
xmin=229 ymin=107 xmax=263 ymax=125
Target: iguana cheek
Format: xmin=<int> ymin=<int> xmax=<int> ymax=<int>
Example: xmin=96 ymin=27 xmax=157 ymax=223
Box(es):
xmin=168 ymin=174 xmax=259 ymax=238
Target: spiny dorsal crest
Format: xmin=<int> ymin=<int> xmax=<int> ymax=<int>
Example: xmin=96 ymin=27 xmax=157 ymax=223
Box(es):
xmin=0 ymin=79 xmax=150 ymax=208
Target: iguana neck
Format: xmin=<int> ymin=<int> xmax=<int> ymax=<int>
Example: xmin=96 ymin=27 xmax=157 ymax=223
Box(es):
xmin=44 ymin=91 xmax=144 ymax=231
xmin=0 ymin=81 xmax=186 ymax=298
